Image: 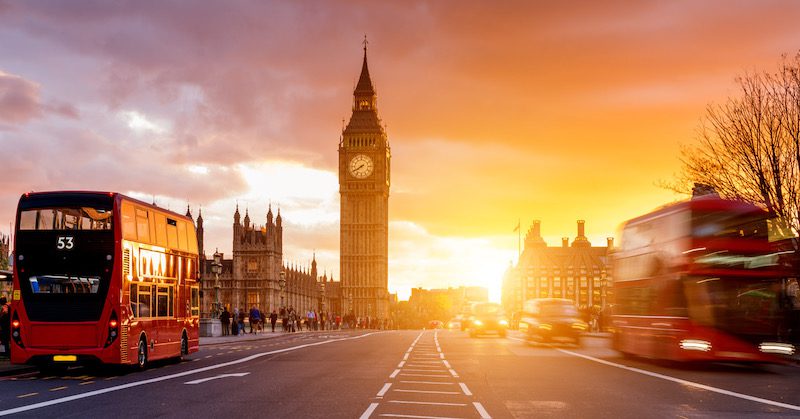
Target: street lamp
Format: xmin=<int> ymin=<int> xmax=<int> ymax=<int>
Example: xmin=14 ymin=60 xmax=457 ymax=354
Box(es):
xmin=211 ymin=250 xmax=223 ymax=319
xmin=279 ymin=270 xmax=286 ymax=310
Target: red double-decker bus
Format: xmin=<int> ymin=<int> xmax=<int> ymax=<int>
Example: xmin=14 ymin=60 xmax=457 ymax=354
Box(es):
xmin=10 ymin=191 xmax=201 ymax=369
xmin=612 ymin=196 xmax=797 ymax=362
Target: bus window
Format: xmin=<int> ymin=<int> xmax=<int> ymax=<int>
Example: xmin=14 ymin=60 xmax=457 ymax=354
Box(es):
xmin=177 ymin=221 xmax=188 ymax=250
xmin=157 ymin=286 xmax=169 ymax=317
xmin=133 ymin=284 xmax=152 ymax=318
xmin=122 ymin=202 xmax=136 ymax=240
xmin=166 ymin=218 xmax=178 ymax=248
xmin=191 ymin=286 xmax=200 ymax=317
xmin=136 ymin=208 xmax=150 ymax=243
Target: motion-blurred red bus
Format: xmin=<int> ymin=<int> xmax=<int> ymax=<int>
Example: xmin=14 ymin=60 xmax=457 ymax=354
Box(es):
xmin=612 ymin=196 xmax=798 ymax=362
xmin=10 ymin=191 xmax=200 ymax=369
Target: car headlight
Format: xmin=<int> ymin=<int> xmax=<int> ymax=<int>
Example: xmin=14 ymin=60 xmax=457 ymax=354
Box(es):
xmin=572 ymin=322 xmax=588 ymax=331
xmin=473 ymin=319 xmax=483 ymax=326
xmin=499 ymin=319 xmax=509 ymax=326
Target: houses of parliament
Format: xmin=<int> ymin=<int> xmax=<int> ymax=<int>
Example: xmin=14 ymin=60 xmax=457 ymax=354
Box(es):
xmin=195 ymin=42 xmax=392 ymax=320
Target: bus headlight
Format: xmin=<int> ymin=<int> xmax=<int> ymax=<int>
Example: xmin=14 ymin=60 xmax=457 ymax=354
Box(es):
xmin=499 ymin=319 xmax=509 ymax=327
xmin=472 ymin=319 xmax=483 ymax=327
xmin=680 ymin=339 xmax=711 ymax=352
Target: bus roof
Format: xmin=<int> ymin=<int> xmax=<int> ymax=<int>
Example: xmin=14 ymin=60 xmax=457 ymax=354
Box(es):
xmin=624 ymin=196 xmax=766 ymax=226
xmin=19 ymin=191 xmax=193 ymax=222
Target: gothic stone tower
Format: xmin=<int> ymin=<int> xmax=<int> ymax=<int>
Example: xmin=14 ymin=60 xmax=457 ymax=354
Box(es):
xmin=339 ymin=42 xmax=391 ymax=319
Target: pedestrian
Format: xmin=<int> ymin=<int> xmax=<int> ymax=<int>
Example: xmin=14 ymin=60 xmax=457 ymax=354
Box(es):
xmin=270 ymin=310 xmax=278 ymax=332
xmin=238 ymin=308 xmax=246 ymax=336
xmin=249 ymin=306 xmax=261 ymax=334
xmin=219 ymin=306 xmax=231 ymax=336
xmin=0 ymin=297 xmax=9 ymax=358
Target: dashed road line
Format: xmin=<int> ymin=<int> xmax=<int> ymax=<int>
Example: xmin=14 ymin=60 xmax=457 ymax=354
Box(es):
xmin=49 ymin=387 xmax=67 ymax=392
xmin=400 ymin=381 xmax=455 ymax=385
xmin=389 ymin=401 xmax=467 ymax=407
xmin=17 ymin=393 xmax=38 ymax=399
xmin=458 ymin=383 xmax=472 ymax=396
xmin=390 ymin=369 xmax=401 ymax=378
xmin=378 ymin=415 xmax=463 ymax=419
xmin=448 ymin=369 xmax=459 ymax=378
xmin=394 ymin=389 xmax=461 ymax=395
xmin=360 ymin=402 xmax=380 ymax=419
xmin=377 ymin=383 xmax=392 ymax=397
xmin=79 ymin=381 xmax=94 ymax=386
xmin=399 ymin=373 xmax=451 ymax=378
xmin=473 ymin=402 xmax=491 ymax=418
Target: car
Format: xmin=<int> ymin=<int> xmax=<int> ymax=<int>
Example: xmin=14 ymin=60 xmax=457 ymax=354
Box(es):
xmin=467 ymin=302 xmax=508 ymax=338
xmin=428 ymin=320 xmax=444 ymax=329
xmin=446 ymin=318 xmax=461 ymax=330
xmin=519 ymin=298 xmax=586 ymax=346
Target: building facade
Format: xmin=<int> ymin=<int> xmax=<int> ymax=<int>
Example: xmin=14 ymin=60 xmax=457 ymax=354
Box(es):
xmin=339 ymin=43 xmax=391 ymax=320
xmin=502 ymin=220 xmax=613 ymax=319
xmin=193 ymin=206 xmax=340 ymax=317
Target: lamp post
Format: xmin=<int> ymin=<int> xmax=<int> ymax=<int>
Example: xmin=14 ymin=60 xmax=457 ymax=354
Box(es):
xmin=211 ymin=250 xmax=223 ymax=319
xmin=279 ymin=270 xmax=286 ymax=310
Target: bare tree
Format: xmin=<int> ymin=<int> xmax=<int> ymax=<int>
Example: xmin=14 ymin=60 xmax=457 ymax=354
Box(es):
xmin=674 ymin=53 xmax=800 ymax=237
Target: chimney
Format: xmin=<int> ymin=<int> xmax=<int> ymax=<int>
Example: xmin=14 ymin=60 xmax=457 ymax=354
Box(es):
xmin=607 ymin=237 xmax=614 ymax=248
xmin=577 ymin=220 xmax=586 ymax=238
xmin=562 ymin=237 xmax=569 ymax=247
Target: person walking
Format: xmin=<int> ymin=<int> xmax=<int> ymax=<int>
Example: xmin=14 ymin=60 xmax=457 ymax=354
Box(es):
xmin=270 ymin=310 xmax=278 ymax=332
xmin=219 ymin=306 xmax=231 ymax=336
xmin=249 ymin=306 xmax=261 ymax=334
xmin=0 ymin=297 xmax=10 ymax=358
xmin=237 ymin=308 xmax=246 ymax=336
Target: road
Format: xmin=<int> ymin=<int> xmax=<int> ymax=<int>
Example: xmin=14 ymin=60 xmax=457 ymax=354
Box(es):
xmin=1 ymin=330 xmax=799 ymax=418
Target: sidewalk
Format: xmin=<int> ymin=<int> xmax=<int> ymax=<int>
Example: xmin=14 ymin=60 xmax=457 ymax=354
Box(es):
xmin=0 ymin=328 xmax=343 ymax=376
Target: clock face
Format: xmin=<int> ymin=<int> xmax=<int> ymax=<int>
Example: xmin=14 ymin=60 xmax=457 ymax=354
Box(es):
xmin=349 ymin=154 xmax=374 ymax=178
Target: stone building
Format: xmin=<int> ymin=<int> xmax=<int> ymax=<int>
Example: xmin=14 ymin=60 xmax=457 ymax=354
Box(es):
xmin=191 ymin=206 xmax=340 ymax=317
xmin=502 ymin=220 xmax=613 ymax=318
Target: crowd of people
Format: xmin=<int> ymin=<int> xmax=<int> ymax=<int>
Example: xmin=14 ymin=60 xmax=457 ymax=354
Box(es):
xmin=216 ymin=304 xmax=392 ymax=335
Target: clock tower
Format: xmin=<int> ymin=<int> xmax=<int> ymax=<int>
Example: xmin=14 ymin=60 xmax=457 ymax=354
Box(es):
xmin=339 ymin=41 xmax=391 ymax=320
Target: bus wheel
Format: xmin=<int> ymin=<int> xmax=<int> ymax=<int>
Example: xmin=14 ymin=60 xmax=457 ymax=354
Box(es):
xmin=137 ymin=338 xmax=148 ymax=370
xmin=180 ymin=333 xmax=189 ymax=358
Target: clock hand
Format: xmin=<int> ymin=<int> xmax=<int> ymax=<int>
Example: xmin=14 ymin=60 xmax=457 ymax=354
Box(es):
xmin=355 ymin=164 xmax=365 ymax=171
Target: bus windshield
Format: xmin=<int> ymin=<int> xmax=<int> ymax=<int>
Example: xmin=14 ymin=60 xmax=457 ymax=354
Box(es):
xmin=29 ymin=274 xmax=102 ymax=294
xmin=19 ymin=207 xmax=112 ymax=231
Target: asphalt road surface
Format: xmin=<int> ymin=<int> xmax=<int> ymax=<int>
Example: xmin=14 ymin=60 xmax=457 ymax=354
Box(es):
xmin=1 ymin=329 xmax=800 ymax=418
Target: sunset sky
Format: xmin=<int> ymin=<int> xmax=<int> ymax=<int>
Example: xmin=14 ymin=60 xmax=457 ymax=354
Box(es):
xmin=1 ymin=1 xmax=799 ymax=301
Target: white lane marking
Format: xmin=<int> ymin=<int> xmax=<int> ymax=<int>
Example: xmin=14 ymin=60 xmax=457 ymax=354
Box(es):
xmin=397 ymin=361 xmax=406 ymax=368
xmin=379 ymin=414 xmax=464 ymax=419
xmin=448 ymin=369 xmax=459 ymax=378
xmin=407 ymin=360 xmax=440 ymax=364
xmin=399 ymin=373 xmax=451 ymax=377
xmin=442 ymin=360 xmax=451 ymax=369
xmin=400 ymin=381 xmax=456 ymax=385
xmin=377 ymin=383 xmax=392 ymax=397
xmin=459 ymin=382 xmax=472 ymax=396
xmin=390 ymin=369 xmax=401 ymax=379
xmin=360 ymin=402 xmax=380 ymax=419
xmin=558 ymin=346 xmax=800 ymax=412
xmin=389 ymin=400 xmax=467 ymax=407
xmin=184 ymin=372 xmax=250 ymax=385
xmin=440 ymin=353 xmax=445 ymax=359
xmin=402 ymin=368 xmax=447 ymax=372
xmin=473 ymin=402 xmax=492 ymax=419
xmin=394 ymin=389 xmax=462 ymax=395
xmin=0 ymin=332 xmax=381 ymax=417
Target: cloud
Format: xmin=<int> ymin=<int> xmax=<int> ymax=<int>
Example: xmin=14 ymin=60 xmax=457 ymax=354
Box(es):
xmin=0 ymin=70 xmax=42 ymax=124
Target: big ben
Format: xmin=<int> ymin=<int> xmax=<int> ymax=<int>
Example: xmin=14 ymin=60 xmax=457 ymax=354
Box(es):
xmin=339 ymin=41 xmax=390 ymax=320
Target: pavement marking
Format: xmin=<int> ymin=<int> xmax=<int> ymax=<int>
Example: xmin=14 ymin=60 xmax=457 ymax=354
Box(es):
xmin=399 ymin=373 xmax=451 ymax=378
xmin=407 ymin=360 xmax=440 ymax=364
xmin=557 ymin=345 xmax=800 ymax=412
xmin=377 ymin=383 xmax=392 ymax=397
xmin=403 ymin=353 xmax=409 ymax=361
xmin=440 ymin=353 xmax=445 ymax=359
xmin=204 ymin=355 xmax=213 ymax=359
xmin=17 ymin=393 xmax=38 ymax=399
xmin=397 ymin=361 xmax=406 ymax=368
xmin=448 ymin=369 xmax=459 ymax=378
xmin=402 ymin=368 xmax=448 ymax=372
xmin=389 ymin=400 xmax=467 ymax=407
xmin=184 ymin=372 xmax=250 ymax=385
xmin=390 ymin=369 xmax=401 ymax=378
xmin=0 ymin=331 xmax=382 ymax=417
xmin=473 ymin=402 xmax=491 ymax=419
xmin=400 ymin=381 xmax=455 ymax=385
xmin=360 ymin=402 xmax=380 ymax=419
xmin=394 ymin=389 xmax=461 ymax=395
xmin=49 ymin=387 xmax=67 ymax=392
xmin=442 ymin=360 xmax=451 ymax=369
xmin=378 ymin=415 xmax=463 ymax=419
xmin=459 ymin=383 xmax=472 ymax=396
xmin=78 ymin=381 xmax=94 ymax=386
